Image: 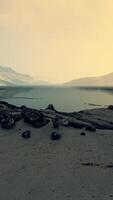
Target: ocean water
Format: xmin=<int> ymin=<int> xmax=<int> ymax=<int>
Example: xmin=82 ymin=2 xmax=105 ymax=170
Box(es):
xmin=0 ymin=86 xmax=113 ymax=112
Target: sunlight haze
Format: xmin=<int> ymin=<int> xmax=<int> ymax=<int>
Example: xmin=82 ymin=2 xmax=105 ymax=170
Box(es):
xmin=0 ymin=0 xmax=113 ymax=83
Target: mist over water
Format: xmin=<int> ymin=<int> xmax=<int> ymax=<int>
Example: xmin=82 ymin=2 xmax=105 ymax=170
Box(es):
xmin=0 ymin=86 xmax=113 ymax=112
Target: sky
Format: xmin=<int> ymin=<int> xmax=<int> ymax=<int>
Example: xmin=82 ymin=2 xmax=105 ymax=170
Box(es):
xmin=0 ymin=0 xmax=113 ymax=83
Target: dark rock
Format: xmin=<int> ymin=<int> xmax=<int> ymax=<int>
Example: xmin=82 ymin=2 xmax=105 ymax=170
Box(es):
xmin=0 ymin=113 xmax=6 ymax=122
xmin=61 ymin=119 xmax=84 ymax=128
xmin=0 ymin=101 xmax=20 ymax=110
xmin=21 ymin=105 xmax=27 ymax=110
xmin=61 ymin=119 xmax=69 ymax=126
xmin=80 ymin=132 xmax=86 ymax=136
xmin=32 ymin=119 xmax=50 ymax=128
xmin=81 ymin=162 xmax=100 ymax=167
xmin=22 ymin=108 xmax=50 ymax=128
xmin=46 ymin=104 xmax=56 ymax=111
xmin=1 ymin=116 xmax=15 ymax=129
xmin=85 ymin=125 xmax=96 ymax=132
xmin=0 ymin=111 xmax=21 ymax=129
xmin=106 ymin=164 xmax=113 ymax=168
xmin=11 ymin=114 xmax=22 ymax=122
xmin=22 ymin=130 xmax=31 ymax=139
xmin=22 ymin=109 xmax=42 ymax=124
xmin=70 ymin=122 xmax=84 ymax=129
xmin=108 ymin=105 xmax=113 ymax=110
xmin=52 ymin=116 xmax=60 ymax=129
xmin=50 ymin=131 xmax=61 ymax=140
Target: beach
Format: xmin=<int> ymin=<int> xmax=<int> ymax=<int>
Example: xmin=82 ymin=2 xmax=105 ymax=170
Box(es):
xmin=0 ymin=102 xmax=113 ymax=199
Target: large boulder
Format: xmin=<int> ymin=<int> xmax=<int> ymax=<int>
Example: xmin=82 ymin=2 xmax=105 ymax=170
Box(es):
xmin=108 ymin=105 xmax=113 ymax=110
xmin=61 ymin=119 xmax=85 ymax=129
xmin=22 ymin=109 xmax=41 ymax=123
xmin=22 ymin=108 xmax=50 ymax=128
xmin=1 ymin=116 xmax=15 ymax=129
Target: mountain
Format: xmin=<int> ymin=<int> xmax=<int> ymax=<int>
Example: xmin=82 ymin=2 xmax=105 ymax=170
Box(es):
xmin=0 ymin=66 xmax=50 ymax=86
xmin=0 ymin=66 xmax=33 ymax=85
xmin=63 ymin=72 xmax=113 ymax=87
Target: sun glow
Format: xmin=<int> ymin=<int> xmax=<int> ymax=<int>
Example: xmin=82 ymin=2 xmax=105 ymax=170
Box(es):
xmin=0 ymin=0 xmax=113 ymax=83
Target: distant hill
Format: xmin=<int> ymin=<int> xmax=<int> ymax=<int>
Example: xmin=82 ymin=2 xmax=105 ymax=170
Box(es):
xmin=0 ymin=66 xmax=50 ymax=86
xmin=63 ymin=72 xmax=113 ymax=87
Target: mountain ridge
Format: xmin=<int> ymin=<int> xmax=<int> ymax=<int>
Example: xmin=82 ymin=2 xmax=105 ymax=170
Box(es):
xmin=63 ymin=72 xmax=113 ymax=87
xmin=0 ymin=66 xmax=50 ymax=86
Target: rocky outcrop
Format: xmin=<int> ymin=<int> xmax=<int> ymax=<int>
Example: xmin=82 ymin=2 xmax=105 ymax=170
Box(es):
xmin=1 ymin=116 xmax=15 ymax=129
xmin=0 ymin=102 xmax=113 ymax=131
xmin=108 ymin=105 xmax=113 ymax=110
xmin=0 ymin=111 xmax=22 ymax=129
xmin=61 ymin=118 xmax=87 ymax=129
xmin=46 ymin=104 xmax=56 ymax=111
xmin=22 ymin=108 xmax=50 ymax=128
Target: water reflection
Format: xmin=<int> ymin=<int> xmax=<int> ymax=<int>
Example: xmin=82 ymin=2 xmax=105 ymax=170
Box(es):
xmin=0 ymin=86 xmax=33 ymax=99
xmin=0 ymin=86 xmax=113 ymax=112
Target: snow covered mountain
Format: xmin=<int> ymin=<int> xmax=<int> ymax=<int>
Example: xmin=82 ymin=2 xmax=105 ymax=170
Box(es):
xmin=0 ymin=66 xmax=33 ymax=85
xmin=63 ymin=72 xmax=113 ymax=87
xmin=0 ymin=66 xmax=49 ymax=86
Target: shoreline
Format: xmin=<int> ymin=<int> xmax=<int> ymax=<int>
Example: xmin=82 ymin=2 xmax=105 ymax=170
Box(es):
xmin=0 ymin=101 xmax=113 ymax=130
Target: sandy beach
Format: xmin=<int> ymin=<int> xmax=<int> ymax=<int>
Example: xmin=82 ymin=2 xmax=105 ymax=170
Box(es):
xmin=0 ymin=102 xmax=113 ymax=199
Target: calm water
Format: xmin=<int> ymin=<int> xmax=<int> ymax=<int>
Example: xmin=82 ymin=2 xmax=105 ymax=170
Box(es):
xmin=0 ymin=86 xmax=113 ymax=112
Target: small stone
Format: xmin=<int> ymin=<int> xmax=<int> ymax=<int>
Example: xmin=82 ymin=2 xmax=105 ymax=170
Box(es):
xmin=50 ymin=132 xmax=61 ymax=140
xmin=22 ymin=130 xmax=31 ymax=139
xmin=80 ymin=132 xmax=86 ymax=136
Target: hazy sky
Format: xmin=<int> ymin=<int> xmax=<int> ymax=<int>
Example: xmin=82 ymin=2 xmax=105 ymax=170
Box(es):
xmin=0 ymin=0 xmax=113 ymax=83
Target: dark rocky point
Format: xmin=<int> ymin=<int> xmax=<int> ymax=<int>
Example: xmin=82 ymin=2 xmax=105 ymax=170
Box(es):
xmin=108 ymin=105 xmax=113 ymax=110
xmin=21 ymin=105 xmax=27 ymax=110
xmin=46 ymin=104 xmax=56 ymax=111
